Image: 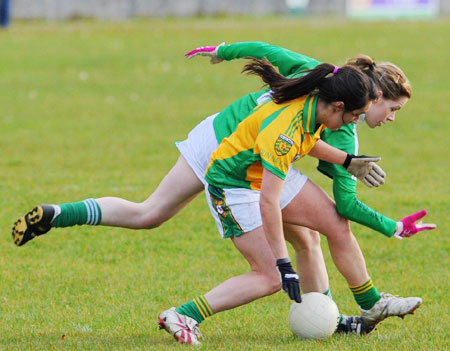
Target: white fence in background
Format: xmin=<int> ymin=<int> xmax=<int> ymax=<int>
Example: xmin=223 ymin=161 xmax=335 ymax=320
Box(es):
xmin=11 ymin=0 xmax=287 ymax=20
xmin=8 ymin=0 xmax=450 ymax=20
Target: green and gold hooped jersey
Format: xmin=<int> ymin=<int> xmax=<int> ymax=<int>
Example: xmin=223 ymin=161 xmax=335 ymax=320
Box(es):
xmin=205 ymin=94 xmax=325 ymax=190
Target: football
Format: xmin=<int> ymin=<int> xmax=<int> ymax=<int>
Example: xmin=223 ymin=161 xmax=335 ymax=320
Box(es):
xmin=288 ymin=292 xmax=340 ymax=340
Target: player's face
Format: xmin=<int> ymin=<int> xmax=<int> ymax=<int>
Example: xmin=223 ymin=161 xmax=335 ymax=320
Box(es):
xmin=341 ymin=101 xmax=372 ymax=126
xmin=326 ymin=101 xmax=372 ymax=131
xmin=364 ymin=96 xmax=409 ymax=128
xmin=321 ymin=100 xmax=371 ymax=131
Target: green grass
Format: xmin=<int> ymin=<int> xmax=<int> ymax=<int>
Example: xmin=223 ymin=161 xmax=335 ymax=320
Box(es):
xmin=0 ymin=17 xmax=449 ymax=350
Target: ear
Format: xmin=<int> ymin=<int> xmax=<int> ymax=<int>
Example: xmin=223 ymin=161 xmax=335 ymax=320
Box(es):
xmin=333 ymin=101 xmax=345 ymax=111
xmin=374 ymin=90 xmax=383 ymax=102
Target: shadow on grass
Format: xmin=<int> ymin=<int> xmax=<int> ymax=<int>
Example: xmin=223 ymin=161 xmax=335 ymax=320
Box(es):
xmin=0 ymin=333 xmax=186 ymax=350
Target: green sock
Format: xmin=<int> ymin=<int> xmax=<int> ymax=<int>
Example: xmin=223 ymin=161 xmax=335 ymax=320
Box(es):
xmin=52 ymin=199 xmax=102 ymax=227
xmin=176 ymin=296 xmax=214 ymax=324
xmin=323 ymin=288 xmax=332 ymax=299
xmin=350 ymin=279 xmax=381 ymax=310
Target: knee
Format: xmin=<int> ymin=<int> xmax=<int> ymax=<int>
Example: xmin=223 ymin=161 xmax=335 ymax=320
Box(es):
xmin=247 ymin=264 xmax=281 ymax=296
xmin=326 ymin=219 xmax=354 ymax=244
xmin=265 ymin=277 xmax=282 ymax=296
xmin=133 ymin=202 xmax=166 ymax=229
xmin=300 ymin=229 xmax=321 ymax=251
xmin=140 ymin=211 xmax=165 ymax=229
xmin=260 ymin=268 xmax=282 ymax=296
xmin=289 ymin=228 xmax=321 ymax=252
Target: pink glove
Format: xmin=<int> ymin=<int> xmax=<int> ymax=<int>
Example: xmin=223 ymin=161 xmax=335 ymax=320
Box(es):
xmin=394 ymin=209 xmax=437 ymax=239
xmin=184 ymin=42 xmax=225 ymax=64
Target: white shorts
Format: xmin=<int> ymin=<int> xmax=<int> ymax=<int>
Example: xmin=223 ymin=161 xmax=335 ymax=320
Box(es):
xmin=176 ymin=113 xmax=218 ymax=186
xmin=176 ymin=114 xmax=308 ymax=238
xmin=206 ymin=169 xmax=307 ymax=238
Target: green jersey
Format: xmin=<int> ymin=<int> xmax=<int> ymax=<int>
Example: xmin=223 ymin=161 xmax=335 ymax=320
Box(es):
xmin=213 ymin=41 xmax=396 ymax=237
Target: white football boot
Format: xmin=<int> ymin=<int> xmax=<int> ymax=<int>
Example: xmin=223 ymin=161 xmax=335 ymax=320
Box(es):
xmin=158 ymin=307 xmax=202 ymax=345
xmin=360 ymin=292 xmax=422 ymax=326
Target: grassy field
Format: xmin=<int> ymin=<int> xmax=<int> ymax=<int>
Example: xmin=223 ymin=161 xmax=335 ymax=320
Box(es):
xmin=0 ymin=17 xmax=449 ymax=351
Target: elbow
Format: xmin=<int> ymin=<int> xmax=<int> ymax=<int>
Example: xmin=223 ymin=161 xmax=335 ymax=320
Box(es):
xmin=259 ymin=193 xmax=280 ymax=214
xmin=260 ymin=196 xmax=275 ymax=213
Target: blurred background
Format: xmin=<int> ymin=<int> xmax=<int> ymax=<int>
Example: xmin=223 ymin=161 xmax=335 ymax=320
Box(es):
xmin=1 ymin=0 xmax=449 ymax=24
xmin=1 ymin=1 xmax=449 ymax=350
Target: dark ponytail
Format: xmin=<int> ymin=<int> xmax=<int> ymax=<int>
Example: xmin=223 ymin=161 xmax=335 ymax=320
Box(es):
xmin=243 ymin=59 xmax=377 ymax=111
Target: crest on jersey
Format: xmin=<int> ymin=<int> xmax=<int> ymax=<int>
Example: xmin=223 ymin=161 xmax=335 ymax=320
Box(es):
xmin=274 ymin=134 xmax=294 ymax=156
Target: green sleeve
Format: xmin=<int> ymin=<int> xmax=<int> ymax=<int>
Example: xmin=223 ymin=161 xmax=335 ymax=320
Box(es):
xmin=217 ymin=41 xmax=321 ymax=77
xmin=317 ymin=125 xmax=397 ymax=238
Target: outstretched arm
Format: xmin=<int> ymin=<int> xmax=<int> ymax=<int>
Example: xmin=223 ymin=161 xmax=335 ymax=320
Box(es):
xmin=318 ymin=125 xmax=436 ymax=238
xmin=331 ymin=172 xmax=436 ymax=238
xmin=186 ymin=41 xmax=321 ymax=77
xmin=331 ymin=174 xmax=397 ymax=237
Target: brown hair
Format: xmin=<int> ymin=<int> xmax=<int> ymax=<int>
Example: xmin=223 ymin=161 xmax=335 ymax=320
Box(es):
xmin=346 ymin=55 xmax=412 ymax=99
xmin=243 ymin=59 xmax=377 ymax=111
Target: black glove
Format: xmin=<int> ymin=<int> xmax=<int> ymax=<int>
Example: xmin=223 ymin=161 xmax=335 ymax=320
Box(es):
xmin=276 ymin=258 xmax=302 ymax=303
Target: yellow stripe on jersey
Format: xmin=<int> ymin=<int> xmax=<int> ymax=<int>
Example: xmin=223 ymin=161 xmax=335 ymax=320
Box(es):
xmin=305 ymin=96 xmax=314 ymax=133
xmin=285 ymin=110 xmax=303 ymax=138
xmin=204 ymin=112 xmax=260 ymax=174
xmin=245 ymin=162 xmax=264 ymax=190
xmin=299 ymin=125 xmax=326 ymax=156
xmin=204 ymin=100 xmax=290 ymax=179
xmin=205 ymin=94 xmax=323 ymax=190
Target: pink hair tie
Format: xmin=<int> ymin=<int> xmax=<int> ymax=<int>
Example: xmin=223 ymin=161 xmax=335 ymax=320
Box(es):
xmin=332 ymin=66 xmax=339 ymax=74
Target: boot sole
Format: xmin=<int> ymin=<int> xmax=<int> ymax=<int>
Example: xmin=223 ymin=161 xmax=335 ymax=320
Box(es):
xmin=12 ymin=206 xmax=43 ymax=246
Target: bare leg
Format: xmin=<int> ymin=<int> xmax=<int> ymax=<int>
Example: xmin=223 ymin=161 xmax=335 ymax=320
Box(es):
xmin=180 ymin=180 xmax=367 ymax=316
xmin=204 ymin=227 xmax=281 ymax=313
xmin=284 ymin=224 xmax=329 ymax=293
xmin=282 ymin=179 xmax=369 ymax=286
xmin=97 ymin=155 xmax=204 ymax=228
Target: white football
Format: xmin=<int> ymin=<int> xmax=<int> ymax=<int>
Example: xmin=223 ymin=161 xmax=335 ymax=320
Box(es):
xmin=288 ymin=292 xmax=340 ymax=340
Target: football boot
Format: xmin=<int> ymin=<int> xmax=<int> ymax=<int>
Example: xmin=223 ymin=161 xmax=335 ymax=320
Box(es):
xmin=361 ymin=292 xmax=422 ymax=326
xmin=12 ymin=205 xmax=55 ymax=246
xmin=158 ymin=307 xmax=202 ymax=345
